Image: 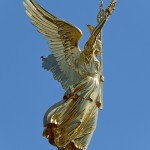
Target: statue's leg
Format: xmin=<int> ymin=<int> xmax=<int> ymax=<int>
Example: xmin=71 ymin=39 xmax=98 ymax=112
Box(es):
xmin=72 ymin=104 xmax=98 ymax=150
xmin=58 ymin=102 xmax=98 ymax=150
xmin=43 ymin=97 xmax=98 ymax=150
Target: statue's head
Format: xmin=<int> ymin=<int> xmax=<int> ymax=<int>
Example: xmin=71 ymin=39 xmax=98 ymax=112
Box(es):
xmin=84 ymin=38 xmax=102 ymax=56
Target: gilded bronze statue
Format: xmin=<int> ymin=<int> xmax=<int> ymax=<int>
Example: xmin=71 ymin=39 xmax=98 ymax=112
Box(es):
xmin=23 ymin=0 xmax=117 ymax=149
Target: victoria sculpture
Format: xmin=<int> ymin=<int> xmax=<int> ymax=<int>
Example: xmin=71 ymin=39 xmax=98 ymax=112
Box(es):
xmin=23 ymin=0 xmax=117 ymax=149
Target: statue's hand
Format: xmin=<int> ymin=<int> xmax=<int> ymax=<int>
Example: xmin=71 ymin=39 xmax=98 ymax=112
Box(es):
xmin=105 ymin=0 xmax=117 ymax=16
xmin=96 ymin=101 xmax=101 ymax=108
xmin=100 ymin=75 xmax=104 ymax=82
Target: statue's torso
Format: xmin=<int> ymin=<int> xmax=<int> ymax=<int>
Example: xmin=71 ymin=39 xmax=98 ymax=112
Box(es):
xmin=65 ymin=52 xmax=101 ymax=103
xmin=78 ymin=52 xmax=100 ymax=80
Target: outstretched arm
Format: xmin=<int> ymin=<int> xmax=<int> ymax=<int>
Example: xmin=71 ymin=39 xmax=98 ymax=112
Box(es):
xmin=84 ymin=0 xmax=116 ymax=56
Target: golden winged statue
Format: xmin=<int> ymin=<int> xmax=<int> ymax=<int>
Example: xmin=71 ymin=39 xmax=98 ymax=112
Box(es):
xmin=23 ymin=0 xmax=116 ymax=149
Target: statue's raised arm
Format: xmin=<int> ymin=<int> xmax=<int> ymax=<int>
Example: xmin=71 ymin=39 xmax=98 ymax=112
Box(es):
xmin=85 ymin=0 xmax=117 ymax=56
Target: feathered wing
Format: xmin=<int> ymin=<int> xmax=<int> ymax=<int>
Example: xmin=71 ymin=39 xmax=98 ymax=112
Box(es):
xmin=23 ymin=0 xmax=82 ymax=90
xmin=42 ymin=55 xmax=81 ymax=90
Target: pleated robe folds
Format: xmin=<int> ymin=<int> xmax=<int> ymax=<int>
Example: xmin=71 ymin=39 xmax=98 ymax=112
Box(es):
xmin=43 ymin=52 xmax=102 ymax=150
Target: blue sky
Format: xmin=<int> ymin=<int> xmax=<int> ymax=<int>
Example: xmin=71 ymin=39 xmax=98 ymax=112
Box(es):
xmin=0 ymin=0 xmax=150 ymax=149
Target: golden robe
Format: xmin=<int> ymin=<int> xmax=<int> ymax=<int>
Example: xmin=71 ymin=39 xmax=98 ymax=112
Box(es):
xmin=43 ymin=52 xmax=102 ymax=150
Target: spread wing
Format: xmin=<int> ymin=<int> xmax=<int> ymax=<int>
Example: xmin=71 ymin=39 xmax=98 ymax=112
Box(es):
xmin=42 ymin=55 xmax=81 ymax=90
xmin=23 ymin=0 xmax=82 ymax=90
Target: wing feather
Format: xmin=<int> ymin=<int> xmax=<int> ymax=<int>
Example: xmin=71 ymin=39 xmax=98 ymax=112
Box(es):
xmin=42 ymin=55 xmax=81 ymax=90
xmin=23 ymin=0 xmax=82 ymax=89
